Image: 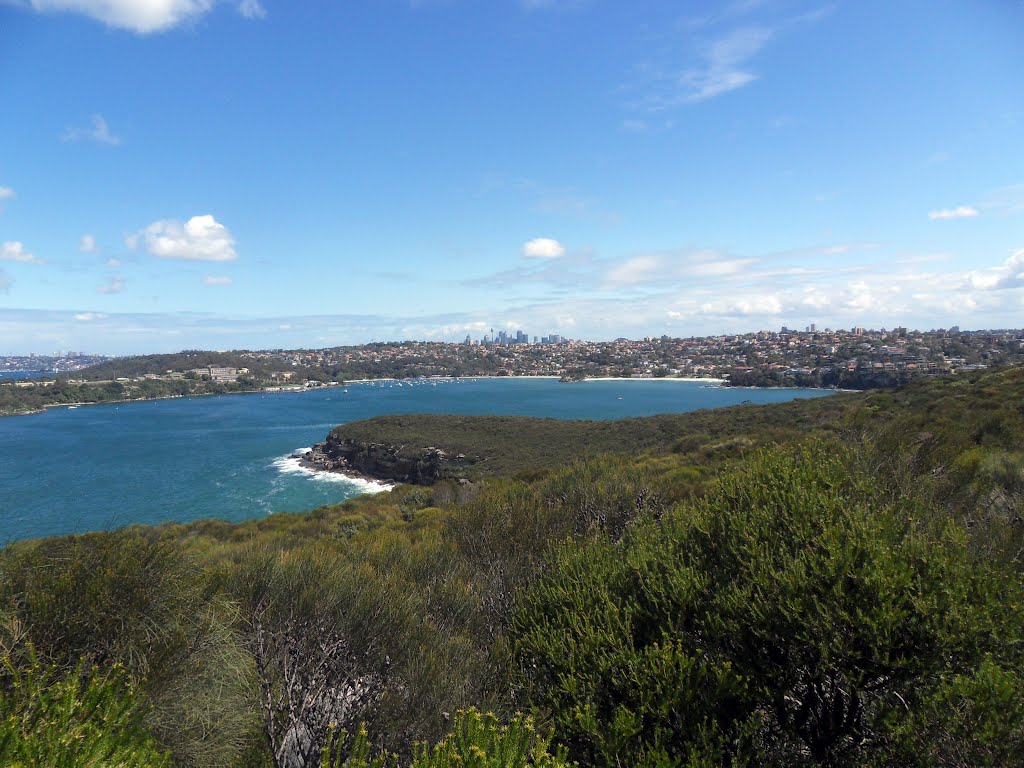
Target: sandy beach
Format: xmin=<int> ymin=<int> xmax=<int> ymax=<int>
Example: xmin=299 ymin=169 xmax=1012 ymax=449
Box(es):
xmin=579 ymin=376 xmax=726 ymax=384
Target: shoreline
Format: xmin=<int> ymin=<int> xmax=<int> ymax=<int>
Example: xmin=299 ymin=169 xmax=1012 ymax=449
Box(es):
xmin=0 ymin=375 xmax=839 ymax=419
xmin=1 ymin=386 xmax=290 ymax=418
xmin=577 ymin=376 xmax=726 ymax=384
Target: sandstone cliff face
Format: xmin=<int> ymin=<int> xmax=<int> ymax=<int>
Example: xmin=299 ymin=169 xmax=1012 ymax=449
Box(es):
xmin=299 ymin=434 xmax=477 ymax=485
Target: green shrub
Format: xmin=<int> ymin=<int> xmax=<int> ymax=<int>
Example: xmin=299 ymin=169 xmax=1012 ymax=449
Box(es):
xmin=882 ymin=656 xmax=1024 ymax=767
xmin=0 ymin=532 xmax=254 ymax=767
xmin=323 ymin=710 xmax=572 ymax=768
xmin=0 ymin=648 xmax=169 ymax=768
xmin=513 ymin=442 xmax=1024 ymax=767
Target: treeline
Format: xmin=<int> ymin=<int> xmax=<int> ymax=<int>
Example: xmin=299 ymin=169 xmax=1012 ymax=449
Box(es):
xmin=73 ymin=349 xmax=509 ymax=384
xmin=77 ymin=350 xmax=271 ymax=381
xmin=726 ymin=365 xmax=919 ymax=389
xmin=75 ymin=349 xmax=507 ymax=384
xmin=0 ymin=377 xmax=257 ymax=415
xmin=2 ymin=368 xmax=1024 ymax=766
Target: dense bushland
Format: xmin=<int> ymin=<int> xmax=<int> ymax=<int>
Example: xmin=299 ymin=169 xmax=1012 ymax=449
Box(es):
xmin=1 ymin=367 xmax=1023 ymax=766
xmin=514 ymin=444 xmax=1024 ymax=766
xmin=326 ymin=392 xmax=852 ymax=481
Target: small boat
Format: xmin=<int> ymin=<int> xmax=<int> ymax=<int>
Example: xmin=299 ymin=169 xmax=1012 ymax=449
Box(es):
xmin=67 ymin=405 xmax=79 ymax=409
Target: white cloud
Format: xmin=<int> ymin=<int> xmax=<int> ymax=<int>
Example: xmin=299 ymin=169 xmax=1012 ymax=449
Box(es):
xmin=0 ymin=187 xmax=14 ymax=200
xmin=701 ymin=293 xmax=784 ymax=316
xmin=237 ymin=0 xmax=264 ymax=18
xmin=62 ymin=114 xmax=121 ymax=146
xmin=79 ymin=234 xmax=97 ymax=253
xmin=27 ymin=0 xmax=266 ymax=32
xmin=74 ymin=312 xmax=108 ymax=321
xmin=896 ymin=253 xmax=952 ymax=265
xmin=967 ymin=249 xmax=1024 ymax=291
xmin=686 ymin=256 xmax=755 ymax=277
xmin=801 ymin=289 xmax=831 ymax=309
xmin=30 ymin=0 xmax=211 ymax=33
xmin=97 ymin=277 xmax=125 ymax=294
xmin=928 ymin=205 xmax=978 ymax=221
xmin=607 ymin=255 xmax=661 ymax=285
xmin=134 ymin=214 xmax=238 ymax=262
xmin=604 ymin=250 xmax=754 ymax=288
xmin=1 ymin=241 xmax=43 ymax=264
xmin=522 ymin=237 xmax=566 ymax=259
xmin=106 ymin=258 xmax=121 ymax=268
xmin=202 ymin=275 xmax=233 ymax=285
xmin=679 ymin=27 xmax=772 ymax=103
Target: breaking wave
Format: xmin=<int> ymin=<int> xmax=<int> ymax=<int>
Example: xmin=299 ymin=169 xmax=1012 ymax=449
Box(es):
xmin=271 ymin=448 xmax=392 ymax=494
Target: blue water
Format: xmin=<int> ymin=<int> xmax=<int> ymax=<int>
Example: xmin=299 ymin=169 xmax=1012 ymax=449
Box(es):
xmin=0 ymin=371 xmax=54 ymax=380
xmin=0 ymin=378 xmax=833 ymax=543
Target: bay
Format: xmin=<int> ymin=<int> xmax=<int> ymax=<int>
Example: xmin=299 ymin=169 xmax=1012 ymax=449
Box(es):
xmin=0 ymin=371 xmax=55 ymax=380
xmin=0 ymin=378 xmax=833 ymax=543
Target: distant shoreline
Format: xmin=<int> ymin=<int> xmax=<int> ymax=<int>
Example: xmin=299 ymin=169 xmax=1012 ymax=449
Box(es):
xmin=1 ymin=375 xmax=812 ymax=419
xmin=578 ymin=376 xmax=726 ymax=384
xmin=349 ymin=375 xmax=726 ymax=383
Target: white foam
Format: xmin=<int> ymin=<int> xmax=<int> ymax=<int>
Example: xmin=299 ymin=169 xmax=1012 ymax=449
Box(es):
xmin=271 ymin=448 xmax=393 ymax=494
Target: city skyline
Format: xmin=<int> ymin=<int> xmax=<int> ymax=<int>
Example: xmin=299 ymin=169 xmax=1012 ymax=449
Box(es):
xmin=3 ymin=321 xmax=1017 ymax=362
xmin=1 ymin=1 xmax=1022 ymax=354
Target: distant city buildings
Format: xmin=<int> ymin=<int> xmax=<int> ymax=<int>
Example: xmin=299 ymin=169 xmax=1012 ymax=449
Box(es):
xmin=463 ymin=328 xmax=570 ymax=346
xmin=0 ymin=353 xmax=108 ymax=375
xmin=4 ymin=327 xmax=1024 ymax=390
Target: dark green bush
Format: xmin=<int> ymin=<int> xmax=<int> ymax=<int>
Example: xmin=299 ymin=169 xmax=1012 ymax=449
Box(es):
xmin=513 ymin=442 xmax=1024 ymax=767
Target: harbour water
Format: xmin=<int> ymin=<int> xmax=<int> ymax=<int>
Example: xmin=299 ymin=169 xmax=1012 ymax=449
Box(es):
xmin=0 ymin=378 xmax=833 ymax=542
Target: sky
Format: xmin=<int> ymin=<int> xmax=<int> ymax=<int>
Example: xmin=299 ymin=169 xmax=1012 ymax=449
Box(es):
xmin=0 ymin=0 xmax=1022 ymax=355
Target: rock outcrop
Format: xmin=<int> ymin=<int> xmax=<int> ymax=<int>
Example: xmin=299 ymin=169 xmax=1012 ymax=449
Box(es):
xmin=296 ymin=433 xmax=477 ymax=485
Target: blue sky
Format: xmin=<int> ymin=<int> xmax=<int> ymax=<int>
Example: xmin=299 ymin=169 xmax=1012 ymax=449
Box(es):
xmin=1 ymin=0 xmax=1022 ymax=354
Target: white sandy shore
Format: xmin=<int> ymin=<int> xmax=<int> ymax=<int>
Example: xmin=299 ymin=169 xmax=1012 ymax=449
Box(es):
xmin=347 ymin=375 xmax=725 ymax=383
xmin=346 ymin=376 xmax=560 ymax=382
xmin=462 ymin=375 xmax=559 ymax=380
xmin=579 ymin=376 xmax=726 ymax=384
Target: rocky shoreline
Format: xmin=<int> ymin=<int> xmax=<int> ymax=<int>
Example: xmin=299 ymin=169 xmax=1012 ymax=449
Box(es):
xmin=293 ymin=433 xmax=479 ymax=486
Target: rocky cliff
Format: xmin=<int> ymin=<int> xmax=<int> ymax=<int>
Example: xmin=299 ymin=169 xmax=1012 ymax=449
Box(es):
xmin=297 ymin=432 xmax=478 ymax=485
